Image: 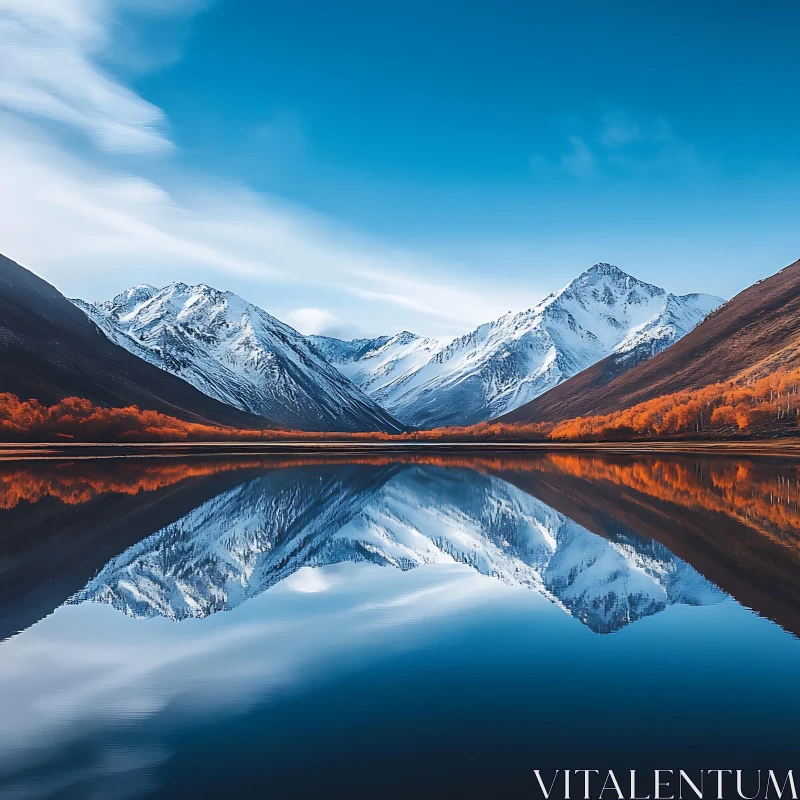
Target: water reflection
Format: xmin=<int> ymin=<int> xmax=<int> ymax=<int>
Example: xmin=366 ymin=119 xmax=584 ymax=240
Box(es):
xmin=2 ymin=452 xmax=800 ymax=797
xmin=62 ymin=463 xmax=721 ymax=633
xmin=2 ymin=452 xmax=800 ymax=637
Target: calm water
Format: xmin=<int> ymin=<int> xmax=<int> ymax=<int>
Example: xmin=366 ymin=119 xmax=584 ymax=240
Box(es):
xmin=1 ymin=451 xmax=799 ymax=799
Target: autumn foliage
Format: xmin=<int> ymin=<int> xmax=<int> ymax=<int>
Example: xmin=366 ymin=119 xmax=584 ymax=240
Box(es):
xmin=0 ymin=394 xmax=267 ymax=442
xmin=415 ymin=367 xmax=800 ymax=442
xmin=546 ymin=368 xmax=800 ymax=441
xmin=0 ymin=394 xmax=387 ymax=443
xmin=2 ymin=365 xmax=800 ymax=443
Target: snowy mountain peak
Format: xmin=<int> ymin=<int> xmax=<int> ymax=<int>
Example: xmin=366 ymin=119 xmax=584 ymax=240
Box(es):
xmin=311 ymin=329 xmax=445 ymax=402
xmin=307 ymin=335 xmax=392 ymax=365
xmin=391 ymin=330 xmax=420 ymax=345
xmin=104 ymin=284 xmax=158 ymax=317
xmin=312 ymin=264 xmax=722 ymax=429
xmin=113 ymin=283 xmax=157 ymax=301
xmin=586 ymin=262 xmax=630 ymax=279
xmin=73 ymin=283 xmax=404 ymax=433
xmin=559 ymin=263 xmax=664 ymax=303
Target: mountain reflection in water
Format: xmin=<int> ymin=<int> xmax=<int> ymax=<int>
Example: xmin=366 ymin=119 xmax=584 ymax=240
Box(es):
xmin=2 ymin=451 xmax=800 ymax=799
xmin=1 ymin=452 xmax=800 ymax=638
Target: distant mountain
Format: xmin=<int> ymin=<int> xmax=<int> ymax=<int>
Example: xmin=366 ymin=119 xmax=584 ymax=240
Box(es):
xmin=73 ymin=282 xmax=404 ymax=433
xmin=72 ymin=463 xmax=723 ymax=633
xmin=308 ymin=330 xmax=443 ymax=406
xmin=313 ymin=264 xmax=721 ymax=429
xmin=307 ymin=334 xmax=392 ymax=364
xmin=0 ymin=254 xmax=270 ymax=428
xmin=499 ymin=257 xmax=800 ymax=425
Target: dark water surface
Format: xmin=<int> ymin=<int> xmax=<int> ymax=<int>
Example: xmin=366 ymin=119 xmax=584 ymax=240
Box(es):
xmin=1 ymin=452 xmax=800 ymax=799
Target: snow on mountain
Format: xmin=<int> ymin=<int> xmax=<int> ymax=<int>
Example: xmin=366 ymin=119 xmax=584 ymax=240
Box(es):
xmin=312 ymin=264 xmax=722 ymax=428
xmin=72 ymin=283 xmax=404 ymax=433
xmin=309 ymin=331 xmax=444 ymax=399
xmin=612 ymin=291 xmax=721 ymax=364
xmin=71 ymin=464 xmax=724 ymax=633
xmin=307 ymin=334 xmax=392 ymax=365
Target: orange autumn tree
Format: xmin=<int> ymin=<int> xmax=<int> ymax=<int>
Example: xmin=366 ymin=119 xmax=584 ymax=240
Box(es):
xmin=0 ymin=394 xmax=269 ymax=442
xmin=0 ymin=392 xmax=551 ymax=443
xmin=3 ymin=366 xmax=800 ymax=443
xmin=546 ymin=368 xmax=800 ymax=441
xmin=0 ymin=393 xmax=409 ymax=443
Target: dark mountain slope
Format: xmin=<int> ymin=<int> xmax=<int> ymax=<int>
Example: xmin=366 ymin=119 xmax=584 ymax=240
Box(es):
xmin=0 ymin=254 xmax=273 ymax=428
xmin=500 ymin=257 xmax=800 ymax=424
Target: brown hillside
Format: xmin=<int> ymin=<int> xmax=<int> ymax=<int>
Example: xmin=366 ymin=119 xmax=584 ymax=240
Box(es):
xmin=499 ymin=257 xmax=800 ymax=424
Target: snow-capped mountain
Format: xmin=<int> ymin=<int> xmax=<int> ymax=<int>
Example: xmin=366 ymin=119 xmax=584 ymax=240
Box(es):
xmin=71 ymin=463 xmax=724 ymax=633
xmin=72 ymin=283 xmax=404 ymax=433
xmin=307 ymin=334 xmax=392 ymax=365
xmin=309 ymin=330 xmax=444 ymax=399
xmin=311 ymin=264 xmax=722 ymax=429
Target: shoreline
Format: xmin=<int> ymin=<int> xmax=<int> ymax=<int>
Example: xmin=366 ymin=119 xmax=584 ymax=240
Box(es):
xmin=3 ymin=439 xmax=800 ymax=460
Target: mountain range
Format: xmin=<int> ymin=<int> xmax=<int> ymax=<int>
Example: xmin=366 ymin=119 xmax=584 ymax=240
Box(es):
xmin=15 ymin=256 xmax=714 ymax=433
xmin=28 ymin=246 xmax=800 ymax=435
xmin=311 ymin=263 xmax=721 ymax=427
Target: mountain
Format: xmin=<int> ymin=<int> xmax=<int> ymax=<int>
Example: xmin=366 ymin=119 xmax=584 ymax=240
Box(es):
xmin=72 ymin=463 xmax=723 ymax=633
xmin=313 ymin=264 xmax=721 ymax=429
xmin=499 ymin=257 xmax=800 ymax=425
xmin=73 ymin=282 xmax=404 ymax=433
xmin=308 ymin=330 xmax=444 ymax=403
xmin=0 ymin=254 xmax=271 ymax=428
xmin=308 ymin=334 xmax=392 ymax=364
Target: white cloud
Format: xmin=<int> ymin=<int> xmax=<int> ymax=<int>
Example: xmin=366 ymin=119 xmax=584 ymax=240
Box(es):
xmin=0 ymin=0 xmax=176 ymax=153
xmin=0 ymin=0 xmax=531 ymax=338
xmin=531 ymin=135 xmax=596 ymax=179
xmin=285 ymin=307 xmax=350 ymax=338
xmin=602 ymin=115 xmax=702 ymax=178
xmin=0 ymin=120 xmax=520 ymax=336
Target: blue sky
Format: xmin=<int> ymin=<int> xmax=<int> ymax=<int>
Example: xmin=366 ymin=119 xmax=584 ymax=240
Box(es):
xmin=1 ymin=1 xmax=799 ymax=337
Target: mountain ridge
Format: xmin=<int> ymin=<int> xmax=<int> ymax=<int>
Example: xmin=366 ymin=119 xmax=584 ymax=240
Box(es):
xmin=73 ymin=282 xmax=405 ymax=433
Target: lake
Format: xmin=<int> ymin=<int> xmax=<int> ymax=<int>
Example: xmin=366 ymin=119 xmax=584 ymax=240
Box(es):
xmin=1 ymin=451 xmax=799 ymax=799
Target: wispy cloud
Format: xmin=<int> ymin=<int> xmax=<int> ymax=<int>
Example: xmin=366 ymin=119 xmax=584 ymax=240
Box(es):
xmin=0 ymin=0 xmax=524 ymax=338
xmin=559 ymin=135 xmax=595 ymax=178
xmin=601 ymin=114 xmax=702 ymax=178
xmin=0 ymin=0 xmax=180 ymax=152
xmin=531 ymin=112 xmax=704 ymax=182
xmin=598 ymin=112 xmax=642 ymax=148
